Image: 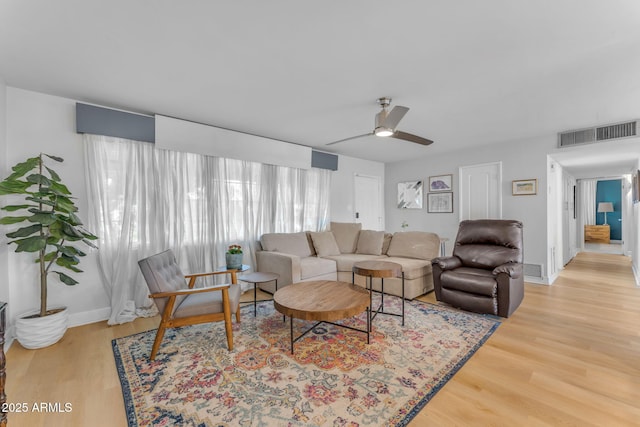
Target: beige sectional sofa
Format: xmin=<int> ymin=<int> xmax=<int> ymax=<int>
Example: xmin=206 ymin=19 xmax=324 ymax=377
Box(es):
xmin=255 ymin=222 xmax=440 ymax=299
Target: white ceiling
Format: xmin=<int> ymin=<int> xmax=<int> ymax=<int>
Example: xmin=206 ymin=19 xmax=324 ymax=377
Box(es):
xmin=1 ymin=1 xmax=640 ymax=169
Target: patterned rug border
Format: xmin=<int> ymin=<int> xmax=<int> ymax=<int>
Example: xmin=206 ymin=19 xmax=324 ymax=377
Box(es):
xmin=395 ymin=302 xmax=500 ymax=426
xmin=112 ymin=299 xmax=500 ymax=427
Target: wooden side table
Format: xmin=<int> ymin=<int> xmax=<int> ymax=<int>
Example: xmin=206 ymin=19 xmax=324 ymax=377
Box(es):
xmin=240 ymin=272 xmax=279 ymax=316
xmin=584 ymin=225 xmax=610 ymax=244
xmin=352 ymin=261 xmax=405 ymax=328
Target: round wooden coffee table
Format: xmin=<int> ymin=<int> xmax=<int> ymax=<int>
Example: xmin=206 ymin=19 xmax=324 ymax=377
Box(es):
xmin=352 ymin=260 xmax=405 ymax=327
xmin=273 ymin=280 xmax=370 ymax=354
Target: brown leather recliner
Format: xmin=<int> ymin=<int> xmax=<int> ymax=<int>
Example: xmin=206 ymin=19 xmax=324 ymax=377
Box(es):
xmin=431 ymin=219 xmax=524 ymax=318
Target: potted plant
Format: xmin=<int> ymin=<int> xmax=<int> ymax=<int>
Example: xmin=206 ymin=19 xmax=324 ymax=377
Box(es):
xmin=0 ymin=153 xmax=98 ymax=349
xmin=225 ymin=244 xmax=243 ymax=270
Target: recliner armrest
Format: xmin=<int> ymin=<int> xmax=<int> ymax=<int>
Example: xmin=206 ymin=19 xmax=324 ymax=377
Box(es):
xmin=493 ymin=262 xmax=523 ymax=278
xmin=431 ymin=256 xmax=463 ymax=271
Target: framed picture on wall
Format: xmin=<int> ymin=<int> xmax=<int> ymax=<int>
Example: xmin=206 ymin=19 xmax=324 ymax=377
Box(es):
xmin=397 ymin=180 xmax=423 ymax=209
xmin=512 ymin=179 xmax=537 ymax=196
xmin=428 ymin=174 xmax=452 ymax=192
xmin=427 ymin=192 xmax=453 ymax=213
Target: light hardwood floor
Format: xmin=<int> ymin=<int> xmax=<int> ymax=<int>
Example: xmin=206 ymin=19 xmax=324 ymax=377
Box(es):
xmin=6 ymin=252 xmax=640 ymax=426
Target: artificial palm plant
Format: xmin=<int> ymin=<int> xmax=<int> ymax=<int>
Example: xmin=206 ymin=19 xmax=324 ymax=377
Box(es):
xmin=0 ymin=153 xmax=98 ymax=318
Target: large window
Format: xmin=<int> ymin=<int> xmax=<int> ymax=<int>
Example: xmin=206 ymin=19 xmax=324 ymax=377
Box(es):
xmin=84 ymin=134 xmax=330 ymax=324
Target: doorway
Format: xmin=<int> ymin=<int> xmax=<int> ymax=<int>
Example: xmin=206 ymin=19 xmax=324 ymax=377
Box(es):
xmin=577 ymin=177 xmax=628 ymax=256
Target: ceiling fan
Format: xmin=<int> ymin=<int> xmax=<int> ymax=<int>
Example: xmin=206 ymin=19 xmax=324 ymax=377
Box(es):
xmin=326 ymin=97 xmax=434 ymax=146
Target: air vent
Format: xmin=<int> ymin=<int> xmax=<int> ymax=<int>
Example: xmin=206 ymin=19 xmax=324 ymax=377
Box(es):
xmin=524 ymin=263 xmax=543 ymax=279
xmin=596 ymin=121 xmax=637 ymax=141
xmin=558 ymin=120 xmax=639 ymax=148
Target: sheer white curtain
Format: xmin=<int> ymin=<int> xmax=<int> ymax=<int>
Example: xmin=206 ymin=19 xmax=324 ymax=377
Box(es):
xmin=579 ymin=179 xmax=597 ymax=225
xmin=84 ymin=134 xmax=330 ymax=324
xmin=577 ymin=179 xmax=597 ymax=245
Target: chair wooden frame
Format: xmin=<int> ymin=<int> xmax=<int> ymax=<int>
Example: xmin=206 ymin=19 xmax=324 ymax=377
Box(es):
xmin=148 ymin=270 xmax=242 ymax=360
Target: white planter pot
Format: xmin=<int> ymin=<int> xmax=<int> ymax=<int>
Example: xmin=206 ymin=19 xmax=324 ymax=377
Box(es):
xmin=15 ymin=307 xmax=69 ymax=349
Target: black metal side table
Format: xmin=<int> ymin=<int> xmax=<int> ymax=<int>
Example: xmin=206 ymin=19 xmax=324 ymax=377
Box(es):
xmin=239 ymin=272 xmax=279 ymax=316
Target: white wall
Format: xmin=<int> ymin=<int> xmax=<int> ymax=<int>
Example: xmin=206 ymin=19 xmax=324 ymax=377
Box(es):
xmin=386 ymin=135 xmax=552 ymax=280
xmin=0 ymin=77 xmax=9 ymax=316
xmin=633 ymin=159 xmax=640 ymax=285
xmin=330 ymin=155 xmax=385 ymax=224
xmin=6 ymin=88 xmax=110 ymax=327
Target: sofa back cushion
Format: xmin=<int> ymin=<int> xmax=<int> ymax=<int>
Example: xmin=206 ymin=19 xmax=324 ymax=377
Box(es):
xmin=261 ymin=232 xmax=313 ymax=257
xmin=309 ymin=231 xmax=341 ymax=257
xmin=356 ymin=230 xmax=385 ymax=255
xmin=386 ymin=231 xmax=440 ymax=260
xmin=382 ymin=233 xmax=393 ymax=254
xmin=330 ymin=222 xmax=362 ymax=254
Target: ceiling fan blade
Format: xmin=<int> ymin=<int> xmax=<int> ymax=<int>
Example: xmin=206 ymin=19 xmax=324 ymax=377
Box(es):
xmin=391 ymin=131 xmax=434 ymax=146
xmin=326 ymin=132 xmax=374 ymax=146
xmin=381 ymin=106 xmax=409 ymax=129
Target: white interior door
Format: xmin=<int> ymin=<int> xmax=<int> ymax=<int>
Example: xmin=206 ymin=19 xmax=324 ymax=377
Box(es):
xmin=459 ymin=161 xmax=502 ymax=221
xmin=354 ymin=174 xmax=383 ymax=230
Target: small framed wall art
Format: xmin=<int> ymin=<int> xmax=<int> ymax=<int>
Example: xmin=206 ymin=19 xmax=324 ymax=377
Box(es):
xmin=427 ymin=192 xmax=453 ymax=213
xmin=512 ymin=179 xmax=537 ymax=196
xmin=397 ymin=180 xmax=423 ymax=209
xmin=428 ymin=174 xmax=452 ymax=192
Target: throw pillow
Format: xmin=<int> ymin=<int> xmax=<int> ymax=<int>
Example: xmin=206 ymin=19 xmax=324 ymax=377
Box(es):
xmin=330 ymin=221 xmax=362 ymax=254
xmin=356 ymin=230 xmax=385 ymax=255
xmin=309 ymin=231 xmax=341 ymax=257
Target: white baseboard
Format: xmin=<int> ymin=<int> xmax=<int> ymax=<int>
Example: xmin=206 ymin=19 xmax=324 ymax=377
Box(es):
xmin=524 ymin=275 xmax=551 ymax=285
xmin=68 ymin=306 xmax=111 ymax=328
xmin=632 ymin=264 xmax=640 ymax=287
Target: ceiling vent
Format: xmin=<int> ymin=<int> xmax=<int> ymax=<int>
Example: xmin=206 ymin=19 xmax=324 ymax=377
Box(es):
xmin=558 ymin=120 xmax=638 ymax=148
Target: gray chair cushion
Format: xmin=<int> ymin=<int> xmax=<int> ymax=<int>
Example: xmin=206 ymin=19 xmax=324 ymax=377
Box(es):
xmin=174 ymin=284 xmax=242 ymax=318
xmin=138 ymin=249 xmax=188 ymax=315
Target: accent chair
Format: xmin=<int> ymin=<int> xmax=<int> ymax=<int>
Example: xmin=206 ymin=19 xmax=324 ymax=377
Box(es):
xmin=138 ymin=249 xmax=242 ymax=360
xmin=431 ymin=219 xmax=524 ymax=317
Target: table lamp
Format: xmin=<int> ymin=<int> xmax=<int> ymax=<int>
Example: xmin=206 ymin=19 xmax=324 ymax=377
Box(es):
xmin=597 ymin=202 xmax=614 ymax=225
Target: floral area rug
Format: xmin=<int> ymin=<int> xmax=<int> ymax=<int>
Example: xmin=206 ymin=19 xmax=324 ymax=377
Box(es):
xmin=112 ymin=298 xmax=500 ymax=426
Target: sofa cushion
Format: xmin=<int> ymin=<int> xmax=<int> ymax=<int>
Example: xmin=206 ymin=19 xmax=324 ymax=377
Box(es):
xmin=300 ymin=256 xmax=337 ymax=279
xmin=323 ymin=253 xmax=388 ymax=272
xmin=356 ymin=230 xmax=385 ymax=255
xmin=386 ymin=231 xmax=440 ymax=260
xmin=309 ymin=231 xmax=341 ymax=257
xmin=330 ymin=222 xmax=362 ymax=254
xmin=382 ymin=233 xmax=393 ymax=254
xmin=385 ymin=256 xmax=433 ymax=280
xmin=261 ymin=232 xmax=313 ymax=257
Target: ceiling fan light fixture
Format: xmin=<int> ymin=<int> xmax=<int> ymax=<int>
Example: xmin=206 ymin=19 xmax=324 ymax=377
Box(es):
xmin=374 ymin=127 xmax=394 ymax=137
